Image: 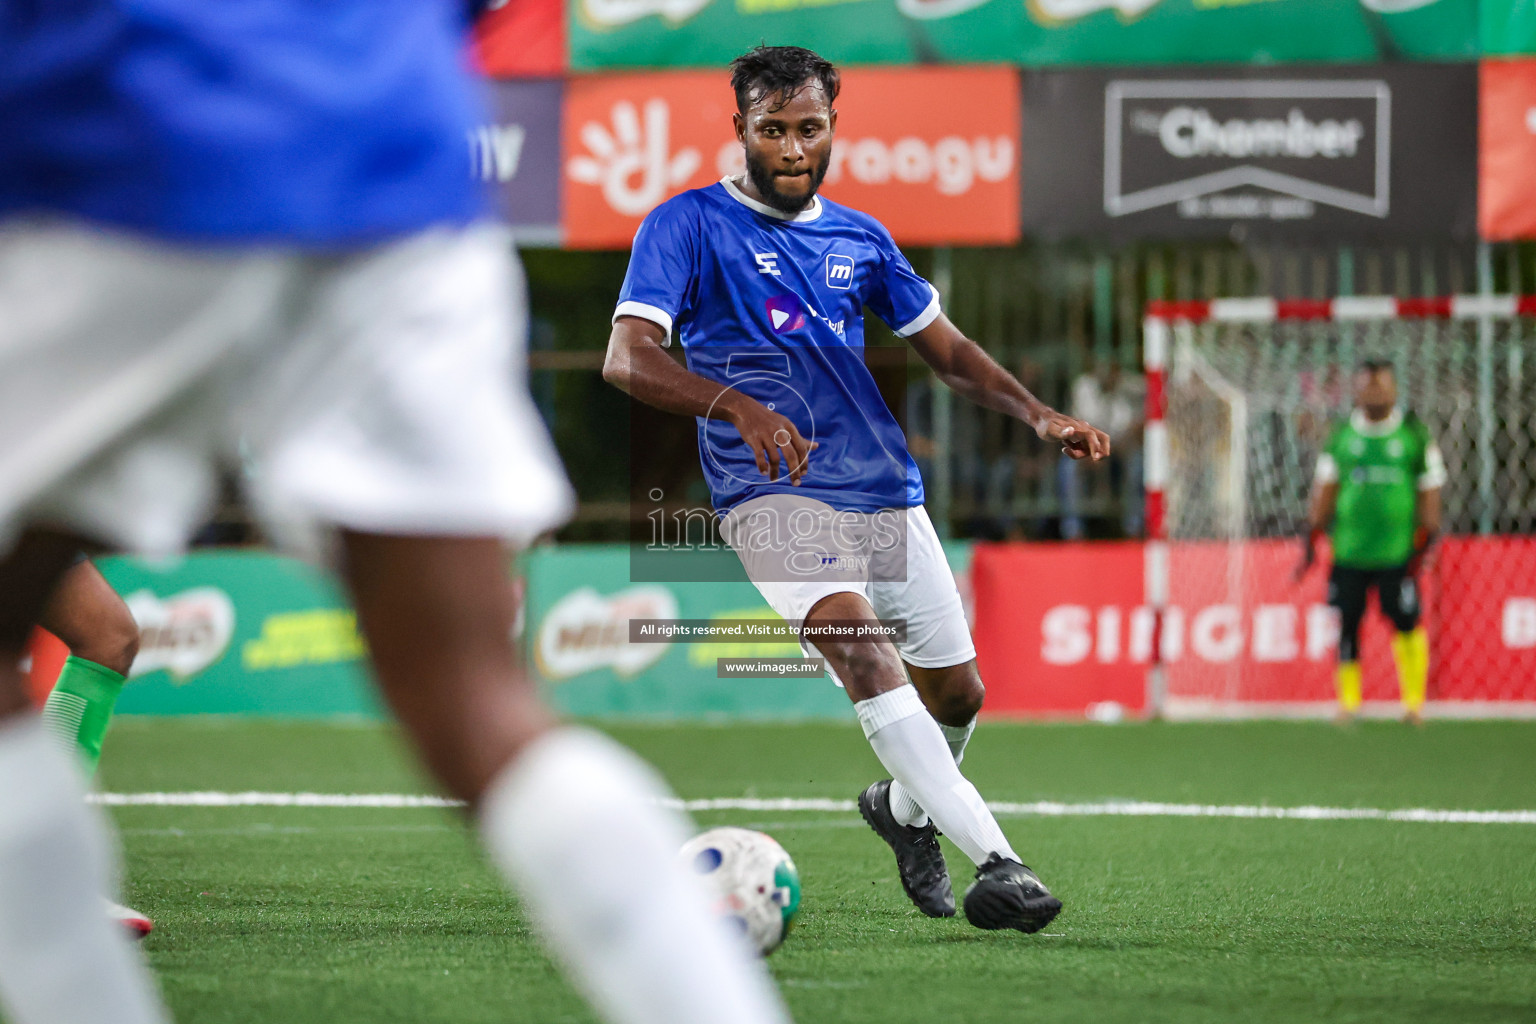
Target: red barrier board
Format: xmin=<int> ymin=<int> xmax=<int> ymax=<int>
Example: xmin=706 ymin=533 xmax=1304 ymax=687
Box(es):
xmin=1434 ymin=536 xmax=1536 ymax=701
xmin=563 ymin=67 xmax=1020 ymax=249
xmin=1479 ymin=59 xmax=1536 ymax=241
xmin=971 ymin=537 xmax=1536 ymax=716
xmin=474 ymin=0 xmax=565 ymax=78
xmin=971 ymin=541 xmax=1147 ymax=715
xmin=26 ymin=629 xmax=67 ymax=706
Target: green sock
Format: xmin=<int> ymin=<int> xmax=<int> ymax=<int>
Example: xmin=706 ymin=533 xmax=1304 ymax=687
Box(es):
xmin=40 ymin=656 xmax=126 ymax=778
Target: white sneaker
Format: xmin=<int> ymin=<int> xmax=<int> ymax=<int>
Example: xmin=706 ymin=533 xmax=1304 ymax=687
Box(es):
xmin=107 ymin=900 xmax=153 ymax=939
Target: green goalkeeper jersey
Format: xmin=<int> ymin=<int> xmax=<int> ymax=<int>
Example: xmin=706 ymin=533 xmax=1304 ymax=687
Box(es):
xmin=1315 ymin=408 xmax=1445 ymax=568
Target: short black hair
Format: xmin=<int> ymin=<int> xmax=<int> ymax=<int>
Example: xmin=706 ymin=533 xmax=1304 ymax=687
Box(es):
xmin=1357 ymin=357 xmax=1395 ymax=375
xmin=729 ymin=45 xmax=840 ymax=115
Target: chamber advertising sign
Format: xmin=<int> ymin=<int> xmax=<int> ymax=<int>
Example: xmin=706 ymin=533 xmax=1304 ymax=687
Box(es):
xmin=1021 ymin=64 xmax=1477 ymax=241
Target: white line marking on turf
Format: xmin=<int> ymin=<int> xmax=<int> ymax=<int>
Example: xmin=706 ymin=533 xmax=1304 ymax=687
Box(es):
xmin=88 ymin=793 xmax=1536 ymax=824
xmin=92 ymin=792 xmax=461 ymax=808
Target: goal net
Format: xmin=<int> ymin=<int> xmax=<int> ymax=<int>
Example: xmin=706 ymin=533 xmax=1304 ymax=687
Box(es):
xmin=1144 ymin=297 xmax=1536 ymax=718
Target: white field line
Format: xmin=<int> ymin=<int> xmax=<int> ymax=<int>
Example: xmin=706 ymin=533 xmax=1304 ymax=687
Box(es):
xmin=88 ymin=792 xmax=1536 ymax=825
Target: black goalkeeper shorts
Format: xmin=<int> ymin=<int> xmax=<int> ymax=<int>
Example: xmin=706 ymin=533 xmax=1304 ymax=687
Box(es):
xmin=1328 ymin=563 xmax=1420 ymax=660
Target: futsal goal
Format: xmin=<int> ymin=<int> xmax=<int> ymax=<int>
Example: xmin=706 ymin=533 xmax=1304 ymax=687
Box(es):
xmin=1143 ymin=296 xmax=1536 ymax=718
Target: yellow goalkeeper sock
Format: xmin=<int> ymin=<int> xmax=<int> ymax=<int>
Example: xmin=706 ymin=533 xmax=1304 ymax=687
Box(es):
xmin=1393 ymin=628 xmax=1429 ymax=714
xmin=1335 ymin=661 xmax=1363 ymax=714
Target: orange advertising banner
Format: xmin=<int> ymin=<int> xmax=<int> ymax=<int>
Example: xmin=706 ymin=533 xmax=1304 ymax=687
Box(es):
xmin=562 ymin=66 xmax=1020 ymax=249
xmin=1479 ymin=59 xmax=1536 ymax=241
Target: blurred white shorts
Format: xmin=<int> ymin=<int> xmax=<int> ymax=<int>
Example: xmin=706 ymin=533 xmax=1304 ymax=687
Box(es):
xmin=718 ymin=494 xmax=975 ymax=684
xmin=0 ymin=219 xmax=573 ymax=557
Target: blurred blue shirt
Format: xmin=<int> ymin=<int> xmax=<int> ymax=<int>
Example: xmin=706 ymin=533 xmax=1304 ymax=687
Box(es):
xmin=0 ymin=1 xmax=485 ymax=244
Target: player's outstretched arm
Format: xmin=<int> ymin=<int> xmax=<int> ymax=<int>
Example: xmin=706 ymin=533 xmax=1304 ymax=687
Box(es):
xmin=602 ymin=316 xmax=816 ymax=484
xmin=905 ymin=314 xmax=1109 ymax=461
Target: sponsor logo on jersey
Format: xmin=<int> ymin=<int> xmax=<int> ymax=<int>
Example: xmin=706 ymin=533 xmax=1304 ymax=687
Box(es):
xmin=755 ymin=252 xmax=781 ymax=276
xmin=825 ymin=254 xmax=855 ymax=289
xmin=765 ymin=295 xmax=807 ymax=334
xmin=817 ymin=552 xmax=872 ymax=572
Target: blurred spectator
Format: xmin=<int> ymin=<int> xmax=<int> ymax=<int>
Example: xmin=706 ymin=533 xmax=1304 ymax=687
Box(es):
xmin=907 ymin=357 xmax=1061 ymax=540
xmin=1059 ymin=360 xmax=1145 ymax=539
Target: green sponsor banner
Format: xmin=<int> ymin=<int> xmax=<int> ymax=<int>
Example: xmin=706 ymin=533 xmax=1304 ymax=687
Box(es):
xmin=95 ymin=542 xmax=975 ymax=720
xmin=1482 ymin=0 xmax=1536 ymax=55
xmin=526 ymin=542 xmax=973 ymax=719
xmin=98 ymin=551 xmax=381 ymax=718
xmin=570 ymin=0 xmax=1476 ymax=71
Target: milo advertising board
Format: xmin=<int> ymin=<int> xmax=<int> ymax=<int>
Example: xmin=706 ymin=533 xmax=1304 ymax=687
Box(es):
xmin=30 ymin=544 xmax=971 ymax=720
xmin=526 ymin=543 xmax=974 ymax=719
xmin=67 ymin=552 xmax=381 ymax=717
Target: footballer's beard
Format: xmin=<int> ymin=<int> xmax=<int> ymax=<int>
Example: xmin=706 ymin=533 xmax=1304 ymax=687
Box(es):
xmin=745 ymin=149 xmax=831 ymax=215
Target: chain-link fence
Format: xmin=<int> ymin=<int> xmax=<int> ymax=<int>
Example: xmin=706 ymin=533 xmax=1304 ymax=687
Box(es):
xmin=1167 ymin=316 xmax=1536 ymax=541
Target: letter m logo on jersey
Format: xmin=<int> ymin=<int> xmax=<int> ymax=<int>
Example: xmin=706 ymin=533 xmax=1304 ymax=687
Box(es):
xmin=825 ymin=255 xmax=855 ymax=290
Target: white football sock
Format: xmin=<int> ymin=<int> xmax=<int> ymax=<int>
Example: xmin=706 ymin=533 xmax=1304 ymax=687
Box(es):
xmin=0 ymin=715 xmax=167 ymax=1024
xmin=888 ymin=714 xmax=977 ymax=828
xmin=478 ymin=727 xmax=789 ymax=1024
xmin=856 ymin=688 xmax=1017 ymax=867
xmin=942 ymin=716 xmax=977 ymax=765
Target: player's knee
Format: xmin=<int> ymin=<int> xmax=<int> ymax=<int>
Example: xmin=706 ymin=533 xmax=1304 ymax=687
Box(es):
xmin=834 ymin=645 xmax=899 ymax=694
xmin=936 ymin=671 xmax=984 ymax=725
xmin=1388 ymin=581 xmax=1420 ymax=633
xmin=75 ymin=612 xmax=140 ymax=676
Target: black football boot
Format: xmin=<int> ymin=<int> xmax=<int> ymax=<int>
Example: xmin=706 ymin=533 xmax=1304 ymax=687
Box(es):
xmin=858 ymin=779 xmax=955 ymax=917
xmin=962 ymin=853 xmax=1063 ymax=933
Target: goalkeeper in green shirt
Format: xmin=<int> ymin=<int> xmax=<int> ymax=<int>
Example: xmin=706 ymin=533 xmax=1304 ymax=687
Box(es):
xmin=1298 ymin=359 xmax=1445 ymax=724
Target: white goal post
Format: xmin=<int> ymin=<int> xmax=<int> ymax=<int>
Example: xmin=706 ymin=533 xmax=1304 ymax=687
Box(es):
xmin=1143 ymin=296 xmax=1536 ymax=719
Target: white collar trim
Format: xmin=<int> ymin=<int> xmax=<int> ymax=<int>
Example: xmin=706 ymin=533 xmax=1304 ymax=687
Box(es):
xmin=721 ymin=176 xmax=823 ymax=222
xmin=1351 ymin=407 xmax=1403 ymax=436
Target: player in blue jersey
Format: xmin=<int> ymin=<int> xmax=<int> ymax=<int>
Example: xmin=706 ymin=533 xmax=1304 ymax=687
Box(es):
xmin=605 ymin=46 xmax=1110 ymax=934
xmin=0 ymin=7 xmax=787 ymax=1024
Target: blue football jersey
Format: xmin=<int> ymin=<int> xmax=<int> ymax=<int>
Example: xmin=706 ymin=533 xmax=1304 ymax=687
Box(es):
xmin=0 ymin=1 xmax=483 ymax=243
xmin=614 ymin=177 xmax=939 ymax=514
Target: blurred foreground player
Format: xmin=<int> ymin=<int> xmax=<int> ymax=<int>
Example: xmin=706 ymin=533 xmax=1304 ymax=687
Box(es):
xmin=0 ymin=6 xmax=788 ymax=1024
xmin=38 ymin=559 xmax=154 ymax=937
xmin=1299 ymin=359 xmax=1445 ymax=724
xmin=604 ymin=45 xmax=1109 ymax=933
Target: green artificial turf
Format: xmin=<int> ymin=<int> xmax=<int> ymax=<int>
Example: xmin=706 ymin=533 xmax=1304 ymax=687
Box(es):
xmin=97 ymin=718 xmax=1536 ymax=1024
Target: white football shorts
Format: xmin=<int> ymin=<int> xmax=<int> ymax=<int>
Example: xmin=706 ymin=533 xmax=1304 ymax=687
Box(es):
xmin=718 ymin=493 xmax=975 ymax=684
xmin=0 ymin=218 xmax=573 ymax=557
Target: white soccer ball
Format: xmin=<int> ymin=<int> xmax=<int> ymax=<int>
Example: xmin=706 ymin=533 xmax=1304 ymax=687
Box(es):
xmin=679 ymin=826 xmax=801 ymax=956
